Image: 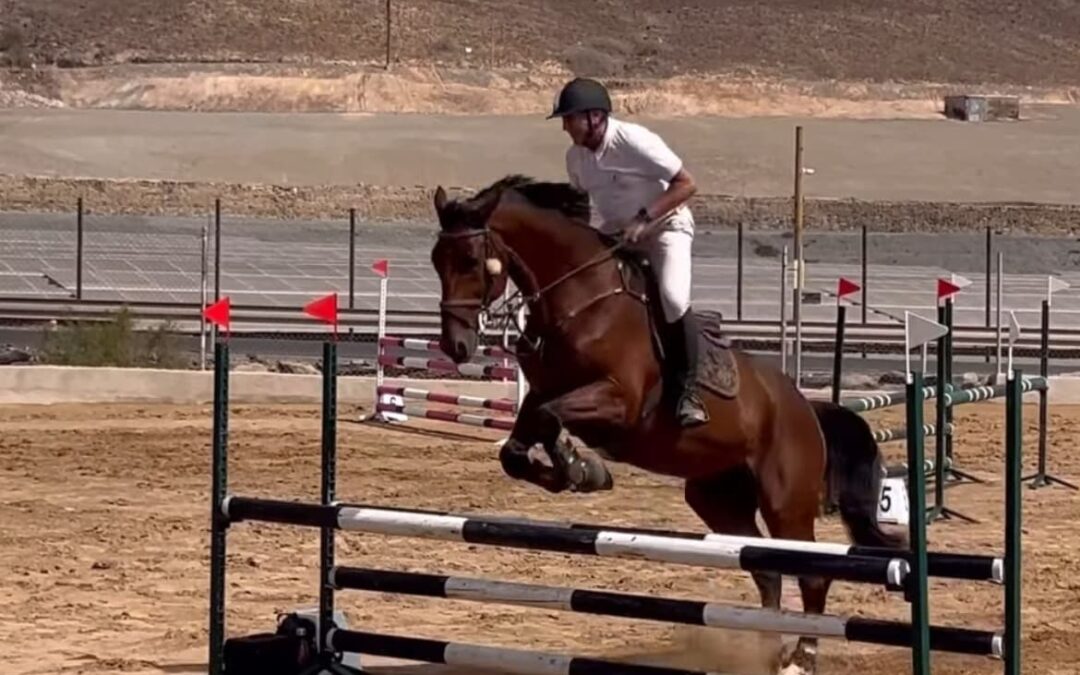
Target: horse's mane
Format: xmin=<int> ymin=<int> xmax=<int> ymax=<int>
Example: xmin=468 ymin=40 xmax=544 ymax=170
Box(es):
xmin=466 ymin=174 xmax=593 ymax=227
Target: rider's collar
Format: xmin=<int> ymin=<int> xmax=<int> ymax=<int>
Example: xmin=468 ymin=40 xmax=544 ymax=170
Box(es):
xmin=591 ymin=115 xmax=618 ymax=157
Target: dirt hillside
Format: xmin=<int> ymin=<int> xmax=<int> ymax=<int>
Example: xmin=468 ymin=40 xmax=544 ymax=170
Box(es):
xmin=4 ymin=0 xmax=1080 ymax=86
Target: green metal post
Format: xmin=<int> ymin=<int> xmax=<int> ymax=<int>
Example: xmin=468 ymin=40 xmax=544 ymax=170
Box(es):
xmin=831 ymin=304 xmax=846 ymax=405
xmin=944 ymin=297 xmax=954 ymax=457
xmin=906 ymin=370 xmax=931 ymax=675
xmin=944 ymin=297 xmax=984 ymax=487
xmin=933 ymin=302 xmax=947 ymax=520
xmin=1023 ymin=300 xmax=1077 ymax=490
xmin=319 ymin=340 xmax=338 ymax=659
xmin=208 ymin=341 xmax=230 ymax=675
xmin=1005 ymin=368 xmax=1022 ymax=675
xmin=933 ymin=298 xmax=976 ymax=522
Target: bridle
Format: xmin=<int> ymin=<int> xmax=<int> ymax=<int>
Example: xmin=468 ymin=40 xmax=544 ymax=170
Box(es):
xmin=436 ymin=228 xmax=508 ymax=333
xmin=436 ymin=224 xmax=632 ymax=351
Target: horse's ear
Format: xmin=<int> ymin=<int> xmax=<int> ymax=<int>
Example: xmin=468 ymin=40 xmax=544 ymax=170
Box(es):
xmin=433 ymin=186 xmax=448 ymax=213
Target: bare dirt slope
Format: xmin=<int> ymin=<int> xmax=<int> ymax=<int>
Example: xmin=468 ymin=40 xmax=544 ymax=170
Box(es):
xmin=5 ymin=0 xmax=1080 ymax=86
xmin=1 ymin=396 xmax=1079 ymax=674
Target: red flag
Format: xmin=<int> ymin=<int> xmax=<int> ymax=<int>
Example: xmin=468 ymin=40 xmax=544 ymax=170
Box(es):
xmin=203 ymin=297 xmax=231 ymax=331
xmin=837 ymin=277 xmax=860 ymax=298
xmin=371 ymin=259 xmax=389 ymax=278
xmin=304 ymin=292 xmax=339 ymax=326
xmin=937 ymin=278 xmax=962 ymax=300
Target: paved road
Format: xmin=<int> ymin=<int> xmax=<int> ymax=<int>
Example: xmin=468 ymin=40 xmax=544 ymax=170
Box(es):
xmin=2 ymin=211 xmax=1079 ymax=331
xmin=4 ymin=105 xmax=1080 ymax=203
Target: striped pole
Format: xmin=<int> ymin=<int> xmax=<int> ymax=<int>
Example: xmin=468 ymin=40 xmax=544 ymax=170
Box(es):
xmin=841 ymin=384 xmax=938 ymax=413
xmin=380 ymin=336 xmax=514 ymax=359
xmin=376 ymin=401 xmax=515 ymax=431
xmin=223 ymin=497 xmax=909 ymax=589
xmin=943 ymin=376 xmax=1047 ymax=406
xmin=841 ymin=375 xmax=1046 ymax=416
xmin=378 ymin=355 xmax=518 ymax=380
xmin=377 ymin=385 xmax=517 ymax=413
xmin=873 ymin=422 xmax=948 ymax=444
xmin=332 ymin=566 xmax=1002 ymax=657
xmin=256 ymin=500 xmax=1000 ymax=583
xmin=327 ymin=629 xmax=717 ymax=675
xmin=884 ymin=455 xmax=953 ymax=480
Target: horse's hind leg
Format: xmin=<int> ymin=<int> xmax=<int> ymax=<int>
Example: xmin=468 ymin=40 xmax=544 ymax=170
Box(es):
xmin=684 ymin=466 xmax=781 ymax=611
xmin=755 ymin=437 xmax=830 ymax=675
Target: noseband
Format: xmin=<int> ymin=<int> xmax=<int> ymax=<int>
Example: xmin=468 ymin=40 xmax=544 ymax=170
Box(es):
xmin=437 ymin=228 xmax=505 ymax=330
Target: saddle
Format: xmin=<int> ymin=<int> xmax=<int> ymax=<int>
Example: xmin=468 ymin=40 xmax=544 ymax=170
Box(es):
xmin=612 ymin=247 xmax=740 ymax=405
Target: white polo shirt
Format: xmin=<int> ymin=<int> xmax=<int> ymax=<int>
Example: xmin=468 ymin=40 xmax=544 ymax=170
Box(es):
xmin=565 ymin=116 xmax=694 ymax=236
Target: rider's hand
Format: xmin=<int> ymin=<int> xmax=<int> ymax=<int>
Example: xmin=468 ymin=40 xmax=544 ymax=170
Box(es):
xmin=620 ymin=208 xmax=655 ymax=244
xmin=622 ymin=221 xmax=650 ymax=244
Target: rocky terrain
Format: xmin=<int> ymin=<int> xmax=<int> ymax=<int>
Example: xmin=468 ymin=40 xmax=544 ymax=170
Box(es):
xmin=4 ymin=0 xmax=1080 ymax=85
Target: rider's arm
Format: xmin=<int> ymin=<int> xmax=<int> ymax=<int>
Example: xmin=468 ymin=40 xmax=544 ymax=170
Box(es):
xmin=642 ymin=167 xmax=697 ymax=223
xmin=627 ymin=128 xmax=697 ymax=222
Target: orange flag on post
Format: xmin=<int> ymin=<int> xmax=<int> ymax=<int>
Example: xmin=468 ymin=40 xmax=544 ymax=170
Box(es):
xmin=937 ymin=278 xmax=962 ymax=304
xmin=203 ymin=297 xmax=231 ymax=337
xmin=837 ymin=277 xmax=860 ymax=304
xmin=304 ymin=292 xmax=339 ymax=338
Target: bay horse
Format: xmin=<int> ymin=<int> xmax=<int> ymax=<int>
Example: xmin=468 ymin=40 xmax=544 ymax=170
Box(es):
xmin=429 ymin=175 xmax=905 ymax=675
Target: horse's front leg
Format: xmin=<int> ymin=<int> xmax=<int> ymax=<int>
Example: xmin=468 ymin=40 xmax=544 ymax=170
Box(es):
xmin=500 ymin=381 xmax=624 ymax=494
xmin=499 ymin=390 xmax=571 ymax=493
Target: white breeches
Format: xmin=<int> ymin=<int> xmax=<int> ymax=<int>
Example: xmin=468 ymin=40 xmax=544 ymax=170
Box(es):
xmin=639 ymin=229 xmax=693 ymax=323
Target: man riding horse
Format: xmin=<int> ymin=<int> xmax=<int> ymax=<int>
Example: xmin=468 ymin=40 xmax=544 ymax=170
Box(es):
xmin=549 ymin=77 xmax=709 ymax=427
xmin=428 ymin=79 xmax=905 ymax=675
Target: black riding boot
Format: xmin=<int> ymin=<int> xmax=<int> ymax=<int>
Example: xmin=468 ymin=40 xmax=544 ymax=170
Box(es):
xmin=665 ymin=307 xmax=709 ymax=427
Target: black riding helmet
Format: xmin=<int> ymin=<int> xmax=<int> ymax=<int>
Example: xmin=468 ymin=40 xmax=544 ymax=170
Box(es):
xmin=547 ymin=77 xmax=612 ymax=119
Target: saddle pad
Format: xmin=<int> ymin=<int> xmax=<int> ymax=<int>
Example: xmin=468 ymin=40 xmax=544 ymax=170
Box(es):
xmin=695 ymin=310 xmax=739 ymax=399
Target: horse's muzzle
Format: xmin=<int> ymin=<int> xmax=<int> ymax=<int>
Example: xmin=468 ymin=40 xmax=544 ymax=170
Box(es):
xmin=440 ymin=327 xmax=477 ymax=364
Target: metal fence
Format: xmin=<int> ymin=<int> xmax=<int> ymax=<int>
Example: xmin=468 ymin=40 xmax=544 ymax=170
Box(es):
xmin=3 ymin=198 xmax=1079 ymax=374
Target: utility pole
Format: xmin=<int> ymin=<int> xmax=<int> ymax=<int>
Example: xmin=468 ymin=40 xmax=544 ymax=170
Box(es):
xmin=793 ymin=126 xmax=805 ymax=387
xmin=385 ymin=0 xmax=392 ymax=69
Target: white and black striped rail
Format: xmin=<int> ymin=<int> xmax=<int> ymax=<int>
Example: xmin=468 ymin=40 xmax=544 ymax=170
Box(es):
xmin=223 ymin=496 xmax=908 ymax=589
xmin=331 ymin=566 xmax=1003 ymax=657
xmin=842 ymin=384 xmax=939 ymax=413
xmin=327 ymin=629 xmax=719 ymax=675
xmin=873 ymin=422 xmax=951 ymax=444
xmin=292 ymin=500 xmax=1003 ymax=583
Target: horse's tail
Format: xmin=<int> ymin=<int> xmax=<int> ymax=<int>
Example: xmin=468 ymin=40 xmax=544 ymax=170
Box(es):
xmin=812 ymin=399 xmax=908 ymax=550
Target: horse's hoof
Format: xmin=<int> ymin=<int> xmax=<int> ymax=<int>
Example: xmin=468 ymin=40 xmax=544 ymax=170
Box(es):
xmin=777 ymin=638 xmax=816 ymax=675
xmin=568 ymin=451 xmax=614 ymax=493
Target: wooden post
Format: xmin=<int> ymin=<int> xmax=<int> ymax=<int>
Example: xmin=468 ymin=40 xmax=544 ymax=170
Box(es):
xmin=76 ymin=197 xmax=84 ymax=300
xmin=385 ymin=0 xmax=392 ymax=70
xmin=792 ymin=126 xmax=805 ymax=385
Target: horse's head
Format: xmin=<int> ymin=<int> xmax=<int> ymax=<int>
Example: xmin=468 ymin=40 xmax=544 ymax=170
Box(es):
xmin=430 ymin=184 xmax=511 ymax=363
